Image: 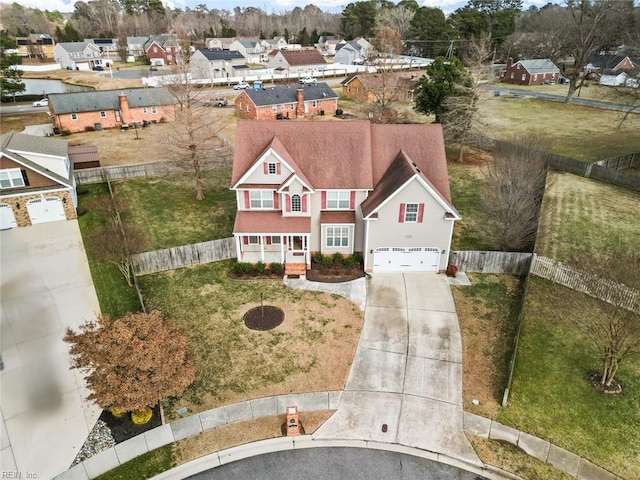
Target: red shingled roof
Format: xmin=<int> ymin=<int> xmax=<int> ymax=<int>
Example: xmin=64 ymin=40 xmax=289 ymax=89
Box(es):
xmin=320 ymin=211 xmax=356 ymax=224
xmin=278 ymin=49 xmax=326 ymax=66
xmin=234 ymin=211 xmax=311 ymax=233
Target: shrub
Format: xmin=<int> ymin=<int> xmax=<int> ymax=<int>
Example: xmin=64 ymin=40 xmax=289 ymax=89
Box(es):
xmin=84 ymin=125 xmax=95 ymax=132
xmin=231 ymin=262 xmax=254 ymax=275
xmin=269 ymin=262 xmax=283 ymax=274
xmin=131 ymin=407 xmax=153 ymax=425
xmin=345 ymin=252 xmax=363 ymax=267
xmin=312 ymin=252 xmax=325 ymax=265
xmin=256 ymin=261 xmax=266 ymax=274
xmin=332 ymin=252 xmax=344 ymax=266
xmin=60 ymin=129 xmax=71 ymax=136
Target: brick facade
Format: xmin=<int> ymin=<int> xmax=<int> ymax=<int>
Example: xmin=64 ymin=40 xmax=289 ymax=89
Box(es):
xmin=1 ymin=190 xmax=76 ymax=227
xmin=502 ymin=58 xmax=560 ymax=86
xmin=54 ymin=103 xmax=175 ymax=133
xmin=1 ymin=156 xmax=59 ymax=188
xmin=235 ymin=89 xmax=337 ymax=120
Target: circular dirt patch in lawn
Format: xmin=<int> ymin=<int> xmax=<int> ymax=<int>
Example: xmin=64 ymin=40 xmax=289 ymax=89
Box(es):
xmin=243 ymin=306 xmax=284 ymax=331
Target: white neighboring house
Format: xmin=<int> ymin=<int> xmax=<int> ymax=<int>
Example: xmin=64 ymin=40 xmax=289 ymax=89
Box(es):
xmin=127 ymin=36 xmax=149 ymax=60
xmin=189 ymin=49 xmax=247 ymax=80
xmin=229 ymin=39 xmax=267 ymax=63
xmin=205 ymin=37 xmax=236 ymax=50
xmin=53 ymin=41 xmax=102 ymax=70
xmin=260 ymin=36 xmax=288 ymax=51
xmin=599 ymin=72 xmax=628 ymax=87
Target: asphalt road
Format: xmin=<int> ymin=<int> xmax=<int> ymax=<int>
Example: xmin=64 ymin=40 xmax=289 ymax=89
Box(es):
xmin=186 ymin=448 xmax=487 ymax=480
xmin=0 ymin=104 xmax=50 ymax=116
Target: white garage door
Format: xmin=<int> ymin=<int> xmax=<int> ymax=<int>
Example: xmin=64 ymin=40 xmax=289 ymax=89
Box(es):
xmin=27 ymin=197 xmax=66 ymax=225
xmin=0 ymin=203 xmax=18 ymax=229
xmin=373 ymin=247 xmax=440 ymax=272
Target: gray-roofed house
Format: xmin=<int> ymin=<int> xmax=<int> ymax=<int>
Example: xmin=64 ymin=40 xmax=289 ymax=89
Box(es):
xmin=144 ymin=34 xmax=181 ymax=66
xmin=189 ymin=49 xmax=247 ymax=79
xmin=234 ymin=83 xmax=338 ymax=120
xmin=334 ymin=42 xmax=367 ymax=65
xmin=228 ymin=38 xmax=267 ymax=63
xmin=260 ymin=36 xmax=288 ymax=51
xmin=501 ymin=58 xmax=560 ymax=85
xmin=48 ymin=88 xmax=175 ymax=133
xmin=127 ymin=36 xmax=150 ymax=60
xmin=52 ymin=41 xmax=102 ymax=70
xmin=230 ymin=120 xmax=460 ymax=274
xmin=1 ymin=132 xmax=77 ymax=228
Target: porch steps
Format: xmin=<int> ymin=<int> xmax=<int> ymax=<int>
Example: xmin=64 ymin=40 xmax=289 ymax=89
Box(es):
xmin=285 ymin=263 xmax=307 ymax=276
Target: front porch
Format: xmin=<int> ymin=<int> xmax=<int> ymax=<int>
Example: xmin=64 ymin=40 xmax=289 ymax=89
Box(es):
xmin=235 ymin=234 xmax=311 ymax=275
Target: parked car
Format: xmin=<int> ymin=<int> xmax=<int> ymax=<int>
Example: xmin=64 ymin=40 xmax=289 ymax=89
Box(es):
xmin=207 ymin=97 xmax=228 ymax=107
xmin=150 ymin=65 xmax=158 ymax=71
xmin=92 ymin=65 xmax=104 ymax=71
xmin=233 ymin=81 xmax=250 ymax=90
xmin=299 ymin=76 xmax=317 ymax=84
xmin=32 ymin=98 xmax=49 ymax=107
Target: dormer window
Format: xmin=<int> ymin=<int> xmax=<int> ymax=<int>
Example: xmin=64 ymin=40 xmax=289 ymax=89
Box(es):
xmin=291 ymin=194 xmax=301 ymax=212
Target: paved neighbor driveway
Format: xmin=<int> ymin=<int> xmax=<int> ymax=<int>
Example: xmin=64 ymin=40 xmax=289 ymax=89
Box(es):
xmin=1 ymin=221 xmax=102 ymax=479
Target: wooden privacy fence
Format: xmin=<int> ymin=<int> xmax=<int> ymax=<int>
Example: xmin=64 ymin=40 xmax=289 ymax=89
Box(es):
xmin=530 ymin=255 xmax=640 ymax=313
xmin=595 ymin=152 xmax=640 ymax=170
xmin=75 ymin=156 xmax=232 ymax=185
xmin=131 ymin=237 xmax=236 ymax=275
xmin=449 ymin=251 xmax=533 ymax=275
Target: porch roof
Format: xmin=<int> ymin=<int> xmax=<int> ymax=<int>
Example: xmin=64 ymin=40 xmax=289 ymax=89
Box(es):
xmin=320 ymin=211 xmax=356 ymax=224
xmin=234 ymin=211 xmax=311 ymax=234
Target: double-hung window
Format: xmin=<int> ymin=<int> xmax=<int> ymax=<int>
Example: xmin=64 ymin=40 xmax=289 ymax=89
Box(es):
xmin=0 ymin=169 xmax=25 ymax=188
xmin=404 ymin=203 xmax=419 ymax=223
xmin=250 ymin=190 xmax=274 ymax=209
xmin=326 ymin=191 xmax=350 ymax=209
xmin=326 ymin=226 xmax=349 ymax=247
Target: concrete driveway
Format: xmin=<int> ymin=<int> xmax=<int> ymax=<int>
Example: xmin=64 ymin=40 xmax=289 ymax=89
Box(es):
xmin=1 ymin=221 xmax=101 ymax=479
xmin=314 ymin=272 xmax=479 ymax=465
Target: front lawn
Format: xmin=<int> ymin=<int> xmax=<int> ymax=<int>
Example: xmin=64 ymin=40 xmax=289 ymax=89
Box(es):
xmin=499 ymin=277 xmax=640 ymax=480
xmin=115 ymin=168 xmax=236 ymax=250
xmin=137 ymin=260 xmax=363 ymax=413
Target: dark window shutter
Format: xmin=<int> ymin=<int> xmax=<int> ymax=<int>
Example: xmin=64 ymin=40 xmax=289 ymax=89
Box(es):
xmin=263 ymin=163 xmax=268 ymax=174
xmin=350 ymin=191 xmax=355 ymax=209
xmin=244 ymin=191 xmax=250 ymax=209
xmin=21 ymin=170 xmax=30 ymax=186
xmin=417 ymin=203 xmax=425 ymax=223
xmin=321 ymin=191 xmax=326 ymax=209
xmin=302 ymin=194 xmax=307 ymax=212
xmin=243 ymin=236 xmax=248 ymax=245
xmin=398 ymin=203 xmax=405 ymax=223
xmin=266 ymin=236 xmax=272 ymax=245
xmin=273 ymin=192 xmax=279 ymax=209
xmin=276 ymin=163 xmax=281 ymax=175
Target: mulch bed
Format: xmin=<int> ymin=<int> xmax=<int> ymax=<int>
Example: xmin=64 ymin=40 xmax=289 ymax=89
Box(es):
xmin=228 ymin=272 xmax=282 ymax=280
xmin=244 ymin=305 xmax=285 ymax=331
xmin=306 ymin=264 xmax=365 ymax=283
xmin=99 ymin=404 xmax=162 ymax=444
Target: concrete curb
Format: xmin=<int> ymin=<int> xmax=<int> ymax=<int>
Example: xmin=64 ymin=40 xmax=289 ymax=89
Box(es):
xmin=463 ymin=412 xmax=622 ymax=480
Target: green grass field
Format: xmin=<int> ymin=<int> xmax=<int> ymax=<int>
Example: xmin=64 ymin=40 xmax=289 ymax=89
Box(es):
xmin=115 ymin=168 xmax=236 ymax=250
xmin=499 ymin=277 xmax=640 ymax=480
xmin=478 ymin=92 xmax=640 ymax=161
xmin=94 ymin=445 xmax=174 ymax=480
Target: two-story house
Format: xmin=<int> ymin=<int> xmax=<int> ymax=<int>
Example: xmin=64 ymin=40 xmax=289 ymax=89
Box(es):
xmin=1 ymin=132 xmax=77 ymax=229
xmin=49 ymin=88 xmax=175 ymax=133
xmin=229 ymin=39 xmax=267 ymax=64
xmin=231 ymin=120 xmax=460 ymax=275
xmin=145 ymin=34 xmax=181 ymax=66
xmin=261 ymin=36 xmax=288 ymax=51
xmin=16 ymin=34 xmax=55 ymax=59
xmin=127 ymin=36 xmax=150 ymax=60
xmin=53 ymin=41 xmax=102 ymax=70
xmin=189 ymin=49 xmax=247 ymax=80
xmin=205 ymin=37 xmax=236 ymax=50
xmin=234 ymin=83 xmax=338 ymax=120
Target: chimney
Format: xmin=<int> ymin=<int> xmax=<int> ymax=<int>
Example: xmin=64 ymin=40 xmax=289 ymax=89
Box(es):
xmin=119 ymin=93 xmax=131 ymax=125
xmin=296 ymin=88 xmax=305 ymax=118
xmin=507 ymin=57 xmax=513 ymax=69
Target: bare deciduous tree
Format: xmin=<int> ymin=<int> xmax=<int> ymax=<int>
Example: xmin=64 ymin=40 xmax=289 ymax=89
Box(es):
xmin=64 ymin=310 xmax=196 ymax=413
xmin=480 ymin=134 xmax=550 ymax=251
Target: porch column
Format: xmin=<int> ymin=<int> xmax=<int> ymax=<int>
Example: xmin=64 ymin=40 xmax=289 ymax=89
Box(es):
xmin=280 ymin=236 xmax=285 ymax=264
xmin=259 ymin=235 xmax=265 ymax=263
xmin=305 ymin=234 xmax=310 ymax=267
xmin=235 ymin=235 xmax=242 ymax=262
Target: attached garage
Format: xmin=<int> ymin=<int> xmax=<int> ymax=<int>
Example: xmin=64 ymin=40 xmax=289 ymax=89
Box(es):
xmin=373 ymin=247 xmax=440 ymax=272
xmin=0 ymin=203 xmax=18 ymax=229
xmin=27 ymin=197 xmax=66 ymax=225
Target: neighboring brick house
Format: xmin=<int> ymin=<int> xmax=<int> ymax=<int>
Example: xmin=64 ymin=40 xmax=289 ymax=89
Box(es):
xmin=231 ymin=120 xmax=460 ymax=274
xmin=229 ymin=39 xmax=267 ymax=63
xmin=341 ymin=72 xmax=420 ymax=102
xmin=268 ymin=49 xmax=327 ymax=74
xmin=189 ymin=49 xmax=247 ymax=79
xmin=53 ymin=41 xmax=102 ymax=70
xmin=48 ymin=88 xmax=175 ymax=133
xmin=1 ymin=132 xmax=77 ymax=229
xmin=16 ymin=34 xmax=55 ymax=59
xmin=235 ymin=83 xmax=338 ymax=120
xmin=586 ymin=54 xmax=635 ymax=75
xmin=145 ymin=34 xmax=181 ymax=66
xmin=501 ymin=58 xmax=560 ymax=85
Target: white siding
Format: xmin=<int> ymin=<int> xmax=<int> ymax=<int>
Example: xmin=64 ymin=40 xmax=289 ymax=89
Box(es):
xmin=241 ymin=151 xmax=292 ymax=184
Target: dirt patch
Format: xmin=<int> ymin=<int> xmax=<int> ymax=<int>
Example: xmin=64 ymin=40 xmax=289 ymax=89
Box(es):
xmin=243 ymin=305 xmax=285 ymax=331
xmin=306 ymin=264 xmax=365 ymax=283
xmin=174 ymin=410 xmax=334 ymax=465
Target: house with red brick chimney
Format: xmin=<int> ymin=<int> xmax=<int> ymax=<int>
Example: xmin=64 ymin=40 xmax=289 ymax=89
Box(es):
xmin=234 ymin=83 xmax=338 ymax=120
xmin=48 ymin=88 xmax=175 ymax=133
xmin=231 ymin=120 xmax=460 ymax=275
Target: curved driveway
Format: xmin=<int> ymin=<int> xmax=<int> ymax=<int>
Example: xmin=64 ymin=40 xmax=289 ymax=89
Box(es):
xmin=314 ymin=273 xmax=480 ymax=465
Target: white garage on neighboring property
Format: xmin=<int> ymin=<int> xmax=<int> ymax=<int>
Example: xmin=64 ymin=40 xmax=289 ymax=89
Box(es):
xmin=372 ymin=246 xmax=440 ymax=272
xmin=27 ymin=197 xmax=67 ymax=224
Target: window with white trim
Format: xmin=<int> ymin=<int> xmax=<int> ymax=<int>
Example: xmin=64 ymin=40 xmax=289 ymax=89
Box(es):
xmin=326 ymin=191 xmax=350 ymax=209
xmin=312 ymin=100 xmax=317 ymax=107
xmin=291 ymin=194 xmax=302 ymax=212
xmin=271 ymin=236 xmax=281 ymax=244
xmin=290 ymin=103 xmax=295 ymax=110
xmin=151 ymin=106 xmax=157 ymax=114
xmin=248 ymin=236 xmax=259 ymax=244
xmin=249 ymin=190 xmax=274 ymax=209
xmin=100 ymin=111 xmax=107 ymax=118
xmin=71 ymin=113 xmax=78 ymax=121
xmin=143 ymin=107 xmax=148 ymax=114
xmin=521 ymin=74 xmax=526 ymax=81
xmin=0 ymin=169 xmax=25 ymax=188
xmin=326 ymin=226 xmax=349 ymax=247
xmin=267 ymin=162 xmax=277 ymax=175
xmin=272 ymin=105 xmax=277 ymax=113
xmin=404 ymin=203 xmax=419 ymax=223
